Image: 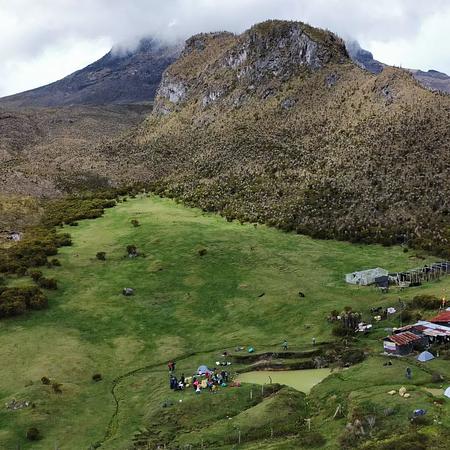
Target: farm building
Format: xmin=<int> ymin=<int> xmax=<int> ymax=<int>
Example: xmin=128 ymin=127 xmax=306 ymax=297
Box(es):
xmin=345 ymin=268 xmax=388 ymax=286
xmin=383 ymin=331 xmax=426 ymax=356
xmin=393 ymin=321 xmax=450 ymax=345
xmin=430 ymin=311 xmax=450 ymax=327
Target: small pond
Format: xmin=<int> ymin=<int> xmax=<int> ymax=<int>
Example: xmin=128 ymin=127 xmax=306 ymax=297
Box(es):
xmin=237 ymin=368 xmax=332 ymax=393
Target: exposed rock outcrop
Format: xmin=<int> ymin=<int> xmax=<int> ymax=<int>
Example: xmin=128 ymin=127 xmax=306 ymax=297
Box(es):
xmin=154 ymin=21 xmax=348 ymax=112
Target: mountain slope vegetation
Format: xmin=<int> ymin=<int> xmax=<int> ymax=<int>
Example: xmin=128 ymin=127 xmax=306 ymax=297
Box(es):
xmin=98 ymin=20 xmax=450 ymax=256
xmin=0 ymin=105 xmax=149 ymax=197
xmin=0 ymin=39 xmax=179 ymax=108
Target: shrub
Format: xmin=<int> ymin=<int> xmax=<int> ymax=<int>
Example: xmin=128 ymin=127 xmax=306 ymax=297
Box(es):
xmin=50 ymin=258 xmax=61 ymax=266
xmin=131 ymin=219 xmax=140 ymax=227
xmin=298 ymin=432 xmax=326 ymax=447
xmin=332 ymin=323 xmax=355 ymax=337
xmin=38 ymin=277 xmax=57 ymax=290
xmin=341 ymin=349 xmax=365 ymax=365
xmin=126 ymin=245 xmax=138 ymax=257
xmin=411 ymin=295 xmax=441 ymax=310
xmin=0 ymin=287 xmax=47 ymax=318
xmin=431 ymin=372 xmax=444 ymax=383
xmin=28 ymin=269 xmax=43 ymax=281
xmin=410 ymin=415 xmax=431 ymax=427
xmin=41 ymin=376 xmax=50 ymax=385
xmin=399 ymin=309 xmax=413 ymax=322
xmin=198 ymin=248 xmax=207 ymax=256
xmin=26 ymin=427 xmax=40 ymax=441
xmin=92 ymin=373 xmax=102 ymax=382
xmin=96 ymin=252 xmax=106 ymax=261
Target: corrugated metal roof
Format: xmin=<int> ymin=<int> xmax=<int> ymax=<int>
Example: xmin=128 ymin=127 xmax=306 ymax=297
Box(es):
xmin=430 ymin=311 xmax=450 ymax=323
xmin=423 ymin=328 xmax=450 ymax=337
xmin=386 ymin=331 xmax=421 ymax=346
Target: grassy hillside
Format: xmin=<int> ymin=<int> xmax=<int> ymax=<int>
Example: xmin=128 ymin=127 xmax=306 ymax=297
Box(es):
xmin=1 ymin=195 xmax=449 ymax=448
xmin=0 ymin=105 xmax=149 ymax=197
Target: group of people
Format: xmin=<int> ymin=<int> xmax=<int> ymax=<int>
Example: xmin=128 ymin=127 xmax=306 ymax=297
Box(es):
xmin=168 ymin=361 xmax=230 ymax=393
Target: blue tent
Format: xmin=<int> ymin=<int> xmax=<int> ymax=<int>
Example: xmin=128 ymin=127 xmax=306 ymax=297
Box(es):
xmin=417 ymin=351 xmax=434 ymax=362
xmin=197 ymin=365 xmax=210 ymax=375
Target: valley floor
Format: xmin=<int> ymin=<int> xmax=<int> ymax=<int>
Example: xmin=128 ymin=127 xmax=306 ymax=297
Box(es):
xmin=1 ymin=195 xmax=450 ymax=448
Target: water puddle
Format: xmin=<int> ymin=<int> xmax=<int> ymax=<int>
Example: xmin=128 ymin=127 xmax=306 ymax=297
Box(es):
xmin=237 ymin=368 xmax=332 ymax=393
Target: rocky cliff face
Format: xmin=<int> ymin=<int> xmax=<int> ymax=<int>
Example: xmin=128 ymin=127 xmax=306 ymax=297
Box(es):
xmin=154 ymin=21 xmax=348 ymax=114
xmin=0 ymin=39 xmax=180 ymax=108
xmin=346 ymin=40 xmax=384 ymax=74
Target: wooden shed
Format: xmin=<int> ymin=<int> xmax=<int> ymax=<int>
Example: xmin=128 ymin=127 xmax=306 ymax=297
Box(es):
xmin=383 ymin=331 xmax=426 ymax=356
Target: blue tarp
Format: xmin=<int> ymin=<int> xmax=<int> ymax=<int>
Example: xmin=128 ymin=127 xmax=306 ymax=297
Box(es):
xmin=417 ymin=351 xmax=434 ymax=362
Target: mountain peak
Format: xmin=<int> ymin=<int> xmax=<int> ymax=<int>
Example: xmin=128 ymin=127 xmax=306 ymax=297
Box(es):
xmin=154 ymin=20 xmax=349 ymax=114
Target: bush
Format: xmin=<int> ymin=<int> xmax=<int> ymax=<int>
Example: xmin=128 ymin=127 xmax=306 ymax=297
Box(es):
xmin=96 ymin=252 xmax=106 ymax=261
xmin=50 ymin=258 xmax=61 ymax=266
xmin=28 ymin=269 xmax=43 ymax=281
xmin=198 ymin=248 xmax=207 ymax=256
xmin=0 ymin=287 xmax=47 ymax=318
xmin=131 ymin=219 xmax=140 ymax=227
xmin=298 ymin=432 xmax=326 ymax=447
xmin=41 ymin=376 xmax=50 ymax=385
xmin=431 ymin=372 xmax=444 ymax=383
xmin=341 ymin=349 xmax=365 ymax=365
xmin=411 ymin=295 xmax=441 ymax=310
xmin=92 ymin=373 xmax=102 ymax=382
xmin=410 ymin=415 xmax=431 ymax=427
xmin=38 ymin=277 xmax=57 ymax=290
xmin=332 ymin=323 xmax=355 ymax=337
xmin=26 ymin=427 xmax=40 ymax=441
xmin=399 ymin=309 xmax=413 ymax=322
xmin=126 ymin=245 xmax=138 ymax=257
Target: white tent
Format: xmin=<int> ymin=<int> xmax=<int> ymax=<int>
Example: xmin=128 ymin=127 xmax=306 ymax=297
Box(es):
xmin=345 ymin=268 xmax=389 ymax=286
xmin=417 ymin=351 xmax=434 ymax=362
xmin=444 ymin=387 xmax=450 ymax=398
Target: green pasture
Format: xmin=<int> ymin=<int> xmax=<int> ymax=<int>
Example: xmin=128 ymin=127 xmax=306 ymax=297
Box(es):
xmin=1 ymin=195 xmax=449 ymax=448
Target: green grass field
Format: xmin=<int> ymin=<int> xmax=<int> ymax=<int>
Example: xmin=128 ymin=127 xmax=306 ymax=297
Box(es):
xmin=1 ymin=195 xmax=449 ymax=449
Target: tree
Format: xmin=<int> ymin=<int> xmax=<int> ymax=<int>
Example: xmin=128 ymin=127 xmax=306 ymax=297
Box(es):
xmin=26 ymin=427 xmax=41 ymax=441
xmin=126 ymin=245 xmax=138 ymax=257
xmin=38 ymin=277 xmax=57 ymax=290
xmin=96 ymin=252 xmax=106 ymax=261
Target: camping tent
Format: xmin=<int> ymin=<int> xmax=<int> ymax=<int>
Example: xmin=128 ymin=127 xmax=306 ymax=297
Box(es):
xmin=197 ymin=365 xmax=210 ymax=375
xmin=417 ymin=351 xmax=434 ymax=362
xmin=345 ymin=268 xmax=389 ymax=286
xmin=444 ymin=387 xmax=450 ymax=398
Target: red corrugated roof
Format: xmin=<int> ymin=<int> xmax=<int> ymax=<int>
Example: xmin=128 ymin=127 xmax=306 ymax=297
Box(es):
xmin=386 ymin=331 xmax=421 ymax=346
xmin=430 ymin=311 xmax=450 ymax=323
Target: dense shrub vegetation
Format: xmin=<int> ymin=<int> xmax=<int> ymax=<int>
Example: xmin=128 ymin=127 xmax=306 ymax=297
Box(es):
xmin=0 ymin=287 xmax=47 ymax=318
xmin=0 ymin=189 xmax=129 ymax=320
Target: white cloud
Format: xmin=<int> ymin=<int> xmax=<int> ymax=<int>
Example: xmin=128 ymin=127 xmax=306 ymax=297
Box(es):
xmin=0 ymin=0 xmax=449 ymax=96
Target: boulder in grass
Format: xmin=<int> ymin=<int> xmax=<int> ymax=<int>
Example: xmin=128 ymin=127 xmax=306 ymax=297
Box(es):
xmin=122 ymin=288 xmax=134 ymax=296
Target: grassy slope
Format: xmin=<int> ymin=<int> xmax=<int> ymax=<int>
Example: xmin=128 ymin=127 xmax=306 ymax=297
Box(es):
xmin=1 ymin=195 xmax=449 ymax=448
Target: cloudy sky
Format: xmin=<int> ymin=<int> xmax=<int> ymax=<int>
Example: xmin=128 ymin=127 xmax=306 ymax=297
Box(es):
xmin=1 ymin=0 xmax=449 ymax=97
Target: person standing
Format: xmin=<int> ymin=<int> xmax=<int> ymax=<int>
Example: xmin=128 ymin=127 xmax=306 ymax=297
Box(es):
xmin=406 ymin=367 xmax=412 ymax=379
xmin=282 ymin=340 xmax=288 ymax=350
